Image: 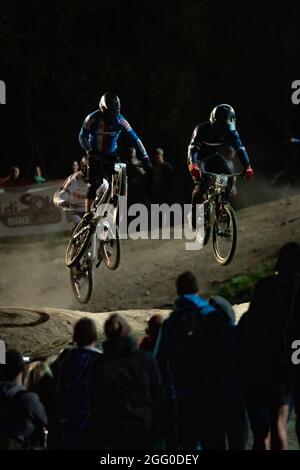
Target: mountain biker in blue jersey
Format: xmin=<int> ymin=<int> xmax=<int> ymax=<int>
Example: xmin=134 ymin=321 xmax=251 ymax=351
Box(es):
xmin=187 ymin=104 xmax=254 ymax=230
xmin=79 ymin=92 xmax=152 ymax=216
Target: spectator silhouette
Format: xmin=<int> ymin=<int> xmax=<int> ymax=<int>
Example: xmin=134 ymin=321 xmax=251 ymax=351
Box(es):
xmin=33 ymin=166 xmax=46 ymax=184
xmin=124 ymin=147 xmax=146 ymax=206
xmin=0 ymin=349 xmax=47 ymax=450
xmin=148 ymin=148 xmax=173 ymax=205
xmin=3 ymin=166 xmax=28 ymax=187
xmin=285 ymin=243 xmax=300 ymax=447
xmin=24 ymin=361 xmax=57 ymax=449
xmin=155 ymin=271 xmax=247 ymax=449
xmin=139 ymin=314 xmax=164 ymax=353
xmin=272 ymin=135 xmax=300 ymax=186
xmin=208 ymin=295 xmax=248 ymax=449
xmin=72 ymin=160 xmax=79 ymax=173
xmin=240 ymin=242 xmax=300 ymax=449
xmin=90 ymin=314 xmax=165 ymax=450
xmin=51 ymin=317 xmax=101 ymax=449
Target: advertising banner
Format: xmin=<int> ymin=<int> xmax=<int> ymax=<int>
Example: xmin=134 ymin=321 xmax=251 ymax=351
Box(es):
xmin=0 ymin=180 xmax=69 ymax=237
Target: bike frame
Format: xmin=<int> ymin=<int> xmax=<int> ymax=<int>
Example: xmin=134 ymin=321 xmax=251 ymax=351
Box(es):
xmin=92 ymin=162 xmax=126 ymax=215
xmin=86 ymin=162 xmax=127 ymax=262
xmin=202 ymin=171 xmax=242 ymax=228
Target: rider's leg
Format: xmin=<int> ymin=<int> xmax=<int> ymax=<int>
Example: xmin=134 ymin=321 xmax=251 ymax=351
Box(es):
xmin=189 ymin=177 xmax=209 ymax=230
xmin=85 ymin=198 xmax=93 ymax=214
xmin=66 ymin=211 xmax=85 ymax=274
xmin=84 ymin=154 xmax=105 ymax=216
xmin=66 ymin=211 xmax=82 ymax=232
xmin=84 ymin=198 xmax=94 ymax=215
xmin=102 ymin=161 xmax=118 ymax=222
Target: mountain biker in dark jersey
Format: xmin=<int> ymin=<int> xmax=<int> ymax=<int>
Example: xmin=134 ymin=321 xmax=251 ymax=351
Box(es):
xmin=187 ymin=104 xmax=254 ymax=229
xmin=79 ymin=92 xmax=152 ymax=217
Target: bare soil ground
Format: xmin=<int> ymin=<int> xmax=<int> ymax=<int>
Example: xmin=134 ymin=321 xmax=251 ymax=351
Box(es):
xmin=1 ymin=193 xmax=300 ymax=312
xmin=0 ymin=192 xmax=300 ymax=355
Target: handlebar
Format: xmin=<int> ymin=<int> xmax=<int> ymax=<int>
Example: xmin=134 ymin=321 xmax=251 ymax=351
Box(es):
xmin=202 ymin=171 xmax=244 ymax=178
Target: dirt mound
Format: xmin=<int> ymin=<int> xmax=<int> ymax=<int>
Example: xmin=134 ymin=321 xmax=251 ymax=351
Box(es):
xmin=0 ymin=307 xmax=170 ymax=357
xmin=0 ymin=304 xmax=248 ymax=358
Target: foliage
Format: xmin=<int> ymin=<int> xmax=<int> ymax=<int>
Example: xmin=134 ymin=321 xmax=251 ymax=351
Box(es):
xmin=209 ymin=258 xmax=275 ymax=304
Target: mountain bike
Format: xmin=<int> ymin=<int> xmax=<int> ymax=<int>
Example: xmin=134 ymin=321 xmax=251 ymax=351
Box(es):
xmin=195 ymin=171 xmax=243 ymax=265
xmin=65 ymin=162 xmax=127 ymax=303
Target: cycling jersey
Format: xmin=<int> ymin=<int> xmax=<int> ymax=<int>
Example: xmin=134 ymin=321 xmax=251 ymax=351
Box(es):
xmin=79 ymin=110 xmax=149 ymax=161
xmin=188 ymin=121 xmax=250 ymax=168
xmin=53 ymin=171 xmax=108 ymax=212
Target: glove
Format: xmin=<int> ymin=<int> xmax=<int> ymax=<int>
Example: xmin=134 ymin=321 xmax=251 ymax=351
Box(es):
xmin=244 ymin=166 xmax=254 ymax=179
xmin=142 ymin=157 xmax=153 ymax=172
xmin=188 ymin=163 xmax=201 ymax=179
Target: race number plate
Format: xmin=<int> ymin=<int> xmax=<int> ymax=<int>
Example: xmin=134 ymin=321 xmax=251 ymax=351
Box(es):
xmin=216 ymin=175 xmax=228 ymax=187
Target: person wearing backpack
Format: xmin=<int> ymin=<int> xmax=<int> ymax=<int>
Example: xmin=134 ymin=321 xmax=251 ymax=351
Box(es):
xmin=0 ymin=349 xmax=48 ymax=450
xmin=154 ymin=271 xmax=243 ymax=449
xmin=51 ymin=317 xmax=101 ymax=449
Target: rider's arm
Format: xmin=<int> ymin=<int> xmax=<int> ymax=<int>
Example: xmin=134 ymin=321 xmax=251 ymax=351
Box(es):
xmin=119 ymin=115 xmax=150 ymax=164
xmin=79 ymin=112 xmax=97 ymax=152
xmin=188 ymin=125 xmax=203 ymax=166
xmin=228 ymin=130 xmax=250 ymax=168
xmin=53 ymin=176 xmax=73 ymax=208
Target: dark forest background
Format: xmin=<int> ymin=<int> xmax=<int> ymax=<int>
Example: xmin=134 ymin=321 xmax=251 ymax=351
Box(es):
xmin=1 ymin=0 xmax=300 ymax=200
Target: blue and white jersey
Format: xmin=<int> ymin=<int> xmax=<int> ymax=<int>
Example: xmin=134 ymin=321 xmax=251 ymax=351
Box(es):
xmin=188 ymin=121 xmax=250 ymax=168
xmin=79 ymin=110 xmax=149 ymax=161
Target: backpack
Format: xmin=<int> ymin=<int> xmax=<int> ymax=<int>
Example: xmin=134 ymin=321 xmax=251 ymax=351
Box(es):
xmin=166 ymin=307 xmax=225 ymax=392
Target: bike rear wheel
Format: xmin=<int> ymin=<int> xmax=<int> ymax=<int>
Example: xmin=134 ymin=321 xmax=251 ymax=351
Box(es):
xmin=65 ymin=218 xmax=93 ymax=268
xmin=212 ymin=202 xmax=237 ymax=265
xmin=70 ymin=260 xmax=93 ymax=304
xmin=99 ymin=223 xmax=121 ymax=270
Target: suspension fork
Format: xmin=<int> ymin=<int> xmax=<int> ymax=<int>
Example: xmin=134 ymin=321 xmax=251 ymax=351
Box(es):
xmin=205 ymin=194 xmax=215 ymax=228
xmin=110 ymin=173 xmax=115 ymax=200
xmin=90 ymin=232 xmax=97 ymax=261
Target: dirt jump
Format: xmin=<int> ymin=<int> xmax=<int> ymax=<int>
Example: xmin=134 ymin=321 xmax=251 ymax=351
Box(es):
xmin=1 ymin=192 xmax=300 ymax=356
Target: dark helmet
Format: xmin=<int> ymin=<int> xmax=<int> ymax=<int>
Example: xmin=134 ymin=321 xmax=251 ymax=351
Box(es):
xmin=99 ymin=92 xmax=120 ymax=118
xmin=80 ymin=156 xmax=89 ymax=181
xmin=210 ymin=104 xmax=236 ymax=132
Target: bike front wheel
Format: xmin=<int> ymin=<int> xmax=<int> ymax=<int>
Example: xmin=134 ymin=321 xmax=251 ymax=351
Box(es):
xmin=70 ymin=260 xmax=93 ymax=304
xmin=99 ymin=224 xmax=121 ymax=270
xmin=212 ymin=202 xmax=237 ymax=265
xmin=65 ymin=218 xmax=93 ymax=268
